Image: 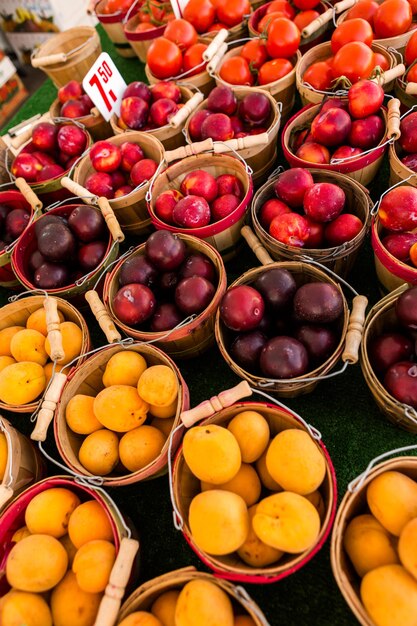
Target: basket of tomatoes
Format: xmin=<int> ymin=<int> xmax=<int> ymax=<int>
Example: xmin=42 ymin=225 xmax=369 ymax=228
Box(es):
xmin=123 ymin=0 xmax=175 ymax=63
xmin=94 ymin=0 xmax=139 ymax=58
xmin=394 ymin=30 xmax=417 ymax=110
xmin=181 ymin=0 xmax=252 ymax=42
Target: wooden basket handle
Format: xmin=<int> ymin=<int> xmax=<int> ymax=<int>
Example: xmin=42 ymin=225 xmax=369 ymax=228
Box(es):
xmin=91 ymin=107 xmax=101 ymax=119
xmin=93 ymin=537 xmax=140 ymax=626
xmin=31 ymin=52 xmax=68 ymax=68
xmin=85 ymin=290 xmax=122 ymax=343
xmin=301 ymin=7 xmax=333 ymax=38
xmin=406 ymin=81 xmax=417 ymax=95
xmin=213 ymin=133 xmax=269 ymax=152
xmin=165 ymin=139 xmax=214 ymax=163
xmin=334 ymin=0 xmax=358 ymax=12
xmin=169 ymin=92 xmax=205 ymax=129
xmin=31 ymin=372 xmax=67 ymax=441
xmin=372 ymin=64 xmax=405 ymax=86
xmin=60 ymin=176 xmax=95 ymax=200
xmin=44 ymin=297 xmax=65 ymax=362
xmin=203 ymin=28 xmax=229 ymax=61
xmin=342 ymin=295 xmax=368 ymax=364
xmin=241 ymin=226 xmax=274 ymax=266
xmin=180 ymin=381 xmax=252 ymax=427
xmin=206 ymin=42 xmax=228 ymax=74
xmin=14 ymin=178 xmax=43 ymax=212
xmin=0 ymin=485 xmax=13 ymax=510
xmin=97 ymin=197 xmax=125 ymax=243
xmin=387 ymin=98 xmax=401 ymax=140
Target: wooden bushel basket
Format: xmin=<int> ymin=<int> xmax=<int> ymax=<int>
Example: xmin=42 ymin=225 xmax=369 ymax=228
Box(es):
xmin=215 ymin=227 xmax=368 ymax=398
xmin=0 ymin=475 xmax=140 ymax=626
xmin=101 ymin=234 xmax=227 ymax=359
xmin=49 ymin=98 xmax=112 ymax=142
xmin=331 ymin=451 xmax=417 ymax=626
xmin=71 ymin=131 xmax=164 ymax=236
xmin=30 ymin=26 xmax=102 ymax=88
xmin=95 ymin=0 xmax=136 ymax=58
xmin=361 ymin=284 xmax=417 ymax=433
xmin=0 ymin=295 xmax=90 ymax=415
xmin=281 ymin=99 xmax=401 ymax=187
xmin=31 ymin=342 xmax=190 ymax=487
xmin=110 ymin=85 xmax=199 ymax=152
xmin=170 ymin=384 xmax=337 ymax=583
xmin=296 ymin=42 xmax=401 ymax=106
xmin=118 ymin=566 xmax=270 ymax=624
xmin=123 ymin=4 xmax=166 ymax=64
xmin=0 ymin=417 xmax=45 ymax=513
xmin=388 ymin=107 xmax=417 ymax=187
xmin=251 ymin=168 xmax=372 ymax=277
xmin=371 ymin=214 xmax=417 ymax=292
xmin=183 ymin=86 xmax=281 ymax=188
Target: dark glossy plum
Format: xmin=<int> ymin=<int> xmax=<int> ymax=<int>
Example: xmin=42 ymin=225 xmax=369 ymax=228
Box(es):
xmin=5 ymin=209 xmax=30 ymax=239
xmin=159 ymin=271 xmax=179 ymax=294
xmin=384 ymin=361 xmax=417 ymax=408
xmin=396 ymin=286 xmax=417 ymax=331
xmin=28 ymin=250 xmax=45 ymax=273
xmin=294 ymin=282 xmax=344 ymax=323
xmin=145 ymin=231 xmax=186 ymax=271
xmin=150 ymin=303 xmax=183 ymax=331
xmin=37 ymin=222 xmax=76 ymax=263
xmin=230 ymin=331 xmax=267 ymax=370
xmin=179 ymin=253 xmax=216 ymax=282
xmin=295 ymin=324 xmax=338 ymax=363
xmin=113 ymin=283 xmax=156 ymax=326
xmin=175 ymin=276 xmax=215 ymax=314
xmin=119 ymin=255 xmax=158 ymax=288
xmin=369 ymin=332 xmax=414 ymax=375
xmin=34 ymin=214 xmax=66 ymax=238
xmin=33 ymin=262 xmax=70 ymax=289
xmin=260 ymin=336 xmax=309 ymax=378
xmin=253 ymin=268 xmax=296 ymax=312
xmin=68 ymin=205 xmax=105 ymax=243
xmin=220 ymin=285 xmax=265 ymax=332
xmin=77 ymin=241 xmax=107 ymax=272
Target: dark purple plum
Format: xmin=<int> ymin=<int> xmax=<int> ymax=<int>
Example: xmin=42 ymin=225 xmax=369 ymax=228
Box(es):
xmin=384 ymin=361 xmax=417 ymax=408
xmin=112 ymin=283 xmax=156 ymax=326
xmin=77 ymin=241 xmax=107 ymax=272
xmin=68 ymin=205 xmax=105 ymax=242
xmin=5 ymin=209 xmax=30 ymax=239
xmin=293 ymin=282 xmax=344 ymax=323
xmin=369 ymin=333 xmax=414 ymax=375
xmin=37 ymin=222 xmax=76 ymax=263
xmin=396 ymin=286 xmax=417 ymax=331
xmin=220 ymin=285 xmax=265 ymax=332
xmin=159 ymin=271 xmax=179 ymax=295
xmin=295 ymin=324 xmax=338 ymax=364
xmin=28 ymin=250 xmax=45 ymax=273
xmin=150 ymin=303 xmax=183 ymax=331
xmin=230 ymin=331 xmax=267 ymax=370
xmin=260 ymin=336 xmax=309 ymax=378
xmin=145 ymin=231 xmax=186 ymax=271
xmin=35 ymin=214 xmax=67 ymax=237
xmin=253 ymin=268 xmax=296 ymax=312
xmin=33 ymin=262 xmax=70 ymax=288
xmin=179 ymin=253 xmax=216 ymax=282
xmin=119 ymin=255 xmax=158 ymax=288
xmin=175 ymin=276 xmax=215 ymax=314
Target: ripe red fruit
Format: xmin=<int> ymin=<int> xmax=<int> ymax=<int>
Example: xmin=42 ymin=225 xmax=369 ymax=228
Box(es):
xmin=303 ymin=183 xmax=346 ymax=223
xmin=273 ymin=168 xmax=314 ymax=208
xmin=180 ymin=170 xmax=218 ymax=203
xmin=269 ymin=212 xmax=311 ymax=247
xmin=113 ymin=283 xmax=156 ymax=326
xmin=324 ymin=213 xmax=363 ymax=246
xmin=173 ymin=195 xmax=211 ymax=228
xmin=399 ymin=112 xmax=417 ymax=154
xmin=384 ymin=361 xmax=417 ymax=408
xmin=220 ymin=285 xmax=265 ymax=331
xmin=311 ymin=107 xmax=352 ymax=147
xmin=259 ymin=199 xmax=291 ymax=229
xmin=378 ymin=186 xmax=417 ymax=232
xmin=130 ymin=159 xmax=158 ymax=186
xmin=32 ymin=122 xmax=57 ymax=152
xmin=90 ymin=141 xmax=122 ymax=173
xmin=348 ymin=80 xmax=384 ymax=119
xmin=57 ymin=125 xmax=87 ymax=156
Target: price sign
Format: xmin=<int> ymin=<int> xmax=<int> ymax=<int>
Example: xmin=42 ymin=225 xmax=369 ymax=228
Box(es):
xmin=83 ymin=53 xmax=127 ymax=122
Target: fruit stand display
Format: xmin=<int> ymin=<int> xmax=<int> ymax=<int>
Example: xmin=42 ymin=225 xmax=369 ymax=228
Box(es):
xmin=4 ymin=1 xmax=417 ymax=624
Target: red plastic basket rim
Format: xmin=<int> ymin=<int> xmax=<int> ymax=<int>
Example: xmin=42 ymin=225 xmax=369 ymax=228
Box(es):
xmin=124 ymin=14 xmax=166 ymax=41
xmin=371 ymin=217 xmax=417 ymax=282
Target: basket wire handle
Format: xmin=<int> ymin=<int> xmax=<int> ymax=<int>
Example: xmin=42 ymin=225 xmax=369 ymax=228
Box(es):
xmin=0 ymin=417 xmax=14 ymax=507
xmin=348 ymin=445 xmax=417 ymax=493
xmin=234 ymin=586 xmax=271 ymax=626
xmin=371 ymin=174 xmax=416 ymax=216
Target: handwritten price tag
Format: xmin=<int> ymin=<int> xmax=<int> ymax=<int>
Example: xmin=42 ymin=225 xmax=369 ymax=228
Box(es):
xmin=83 ymin=53 xmax=127 ymax=122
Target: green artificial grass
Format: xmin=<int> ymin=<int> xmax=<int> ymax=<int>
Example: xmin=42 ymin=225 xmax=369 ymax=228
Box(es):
xmin=2 ymin=24 xmax=416 ymax=626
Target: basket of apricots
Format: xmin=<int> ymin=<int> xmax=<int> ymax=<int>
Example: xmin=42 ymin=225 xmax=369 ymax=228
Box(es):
xmin=0 ymin=295 xmax=89 ymax=414
xmin=171 ymin=382 xmax=337 ymax=582
xmin=0 ymin=417 xmax=44 ymax=513
xmin=116 ymin=566 xmax=269 ymax=625
xmin=0 ymin=475 xmax=139 ymax=626
xmin=331 ymin=450 xmax=417 ymax=626
xmin=31 ymin=343 xmax=190 ymax=486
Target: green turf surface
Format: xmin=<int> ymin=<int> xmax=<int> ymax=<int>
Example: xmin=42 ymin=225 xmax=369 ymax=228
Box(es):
xmin=2 ymin=24 xmax=416 ymax=626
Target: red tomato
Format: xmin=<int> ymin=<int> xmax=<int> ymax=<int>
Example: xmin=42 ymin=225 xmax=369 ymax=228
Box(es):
xmin=294 ymin=10 xmax=320 ymax=31
xmin=331 ymin=18 xmax=373 ymax=54
xmin=407 ymin=64 xmax=417 ymax=82
xmin=292 ymin=0 xmax=321 ymax=9
xmin=373 ymin=0 xmax=412 ymax=38
xmin=183 ymin=43 xmax=208 ymax=76
xmin=345 ymin=0 xmax=379 ymax=26
xmin=266 ymin=0 xmax=296 ymax=19
xmin=219 ymin=56 xmax=255 ymax=85
xmin=373 ymin=52 xmax=390 ymax=70
xmin=183 ymin=0 xmax=216 ymax=32
xmin=103 ymin=0 xmax=134 ymax=13
xmin=217 ymin=0 xmax=251 ymax=26
xmin=147 ymin=37 xmax=183 ymax=79
xmin=303 ymin=61 xmax=333 ymax=90
xmin=266 ymin=17 xmax=301 ymax=58
xmin=135 ymin=22 xmax=155 ymax=32
xmin=332 ymin=41 xmax=375 ymax=83
xmin=137 ymin=7 xmax=151 ymax=22
xmin=258 ymin=11 xmax=286 ymax=31
xmin=405 ymin=30 xmax=417 ymax=65
xmin=410 ymin=0 xmax=417 ymax=13
xmin=258 ymin=58 xmax=293 ymax=84
xmin=164 ymin=18 xmax=198 ymax=51
xmin=149 ymin=0 xmax=165 ymax=22
xmin=241 ymin=39 xmax=269 ymax=70
xmin=207 ymin=22 xmax=227 ymax=31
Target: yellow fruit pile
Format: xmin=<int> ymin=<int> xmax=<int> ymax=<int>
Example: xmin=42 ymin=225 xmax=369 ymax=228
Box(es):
xmin=117 ymin=578 xmax=257 ymax=626
xmin=0 ymin=307 xmax=82 ymax=406
xmin=344 ymin=470 xmax=417 ymax=626
xmin=182 ymin=411 xmax=326 ymax=564
xmin=1 ymin=487 xmax=116 ymax=626
xmin=65 ymin=351 xmax=179 ymax=476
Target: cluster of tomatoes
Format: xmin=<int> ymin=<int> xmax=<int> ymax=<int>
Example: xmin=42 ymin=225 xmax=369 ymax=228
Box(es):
xmin=182 ymin=0 xmax=251 ymax=32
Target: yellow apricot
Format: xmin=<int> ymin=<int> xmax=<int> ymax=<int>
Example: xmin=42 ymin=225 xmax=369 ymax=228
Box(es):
xmin=227 ymin=411 xmax=270 ymax=463
xmin=0 ymin=362 xmax=45 ymax=405
xmin=26 ymin=306 xmax=64 ymax=336
xmin=234 ymin=617 xmax=257 ymax=626
xmin=94 ymin=385 xmax=149 ymax=432
xmin=60 ymin=534 xmax=77 ymax=566
xmin=68 ymin=500 xmax=114 ymax=548
xmin=305 ymin=490 xmax=326 ymax=522
xmin=65 ymin=394 xmax=102 ymax=435
xmin=361 ymin=564 xmax=417 ymax=626
xmin=399 ymin=518 xmax=417 ymax=579
xmin=253 ymin=492 xmax=321 ymax=554
xmin=0 ymin=356 xmax=15 ymax=373
xmin=237 ymin=504 xmax=283 ymax=567
xmin=149 ymin=400 xmax=177 ymax=419
xmin=119 ymin=425 xmax=165 ymax=472
xmin=118 ymin=614 xmax=163 ymax=626
xmin=201 ymin=463 xmax=261 ymax=507
xmin=10 ymin=329 xmax=48 ymax=366
xmin=6 ymin=533 xmax=68 ymax=592
xmin=102 ymin=351 xmax=147 ymax=387
xmin=0 ymin=431 xmax=7 ymax=480
xmin=25 ymin=487 xmax=80 ymax=538
xmin=0 ymin=326 xmax=25 ymax=356
xmin=51 ymin=570 xmax=101 ymax=626
xmin=43 ymin=361 xmax=64 ymax=385
xmin=189 ymin=490 xmax=249 ymax=555
xmin=79 ymin=429 xmax=119 ymax=476
xmin=0 ymin=590 xmax=52 ymax=626
xmin=266 ymin=429 xmax=326 ymax=495
xmin=367 ymin=471 xmax=417 ymax=536
xmin=183 ymin=425 xmax=241 ymax=484
xmin=137 ymin=365 xmax=178 ymax=407
xmin=150 ymin=416 xmax=175 ymax=438
xmin=344 ymin=514 xmax=399 ymax=578
xmin=11 ymin=526 xmax=30 ymax=543
xmin=255 ymin=449 xmax=282 ymax=492
xmin=72 ymin=539 xmax=116 ymax=593
xmin=45 ymin=321 xmax=82 ymax=365
xmin=175 ymin=579 xmax=234 ymax=626
xmin=151 ymin=590 xmax=180 ymax=626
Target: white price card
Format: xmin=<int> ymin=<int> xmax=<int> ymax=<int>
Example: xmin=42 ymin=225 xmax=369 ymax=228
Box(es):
xmin=83 ymin=52 xmax=127 ymax=122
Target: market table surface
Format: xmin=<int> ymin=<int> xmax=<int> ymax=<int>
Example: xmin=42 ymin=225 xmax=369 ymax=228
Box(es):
xmin=2 ymin=24 xmax=413 ymax=626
